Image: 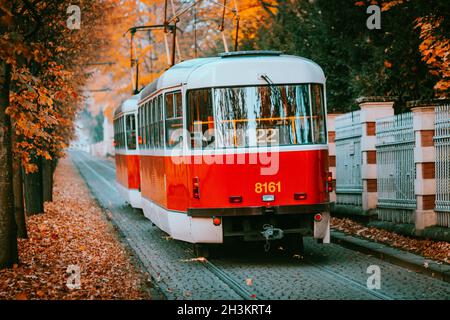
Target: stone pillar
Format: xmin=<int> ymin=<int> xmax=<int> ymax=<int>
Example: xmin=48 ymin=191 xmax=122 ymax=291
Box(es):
xmin=357 ymin=97 xmax=395 ymax=211
xmin=409 ymin=101 xmax=438 ymax=230
xmin=327 ymin=113 xmax=341 ymax=203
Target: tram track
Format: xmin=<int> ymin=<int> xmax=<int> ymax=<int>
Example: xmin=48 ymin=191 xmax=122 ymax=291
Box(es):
xmin=301 ymin=259 xmax=393 ymax=300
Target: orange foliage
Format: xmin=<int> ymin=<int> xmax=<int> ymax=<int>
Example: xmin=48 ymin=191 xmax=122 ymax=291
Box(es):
xmin=354 ymin=0 xmax=449 ymax=96
xmin=95 ymin=0 xmax=276 ymax=123
xmin=1 ymin=0 xmax=119 ymax=172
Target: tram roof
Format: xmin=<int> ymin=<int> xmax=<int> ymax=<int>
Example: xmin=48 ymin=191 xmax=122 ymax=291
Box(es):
xmin=113 ymin=93 xmax=140 ymax=118
xmin=139 ymin=52 xmax=325 ymax=103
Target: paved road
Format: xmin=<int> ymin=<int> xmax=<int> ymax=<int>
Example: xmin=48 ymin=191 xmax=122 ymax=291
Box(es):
xmin=70 ymin=151 xmax=450 ymax=300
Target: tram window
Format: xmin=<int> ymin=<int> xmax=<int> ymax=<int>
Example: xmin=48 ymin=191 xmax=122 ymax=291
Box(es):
xmin=117 ymin=117 xmax=122 ymax=148
xmin=165 ymin=91 xmax=183 ymax=148
xmin=113 ymin=120 xmax=117 ymax=148
xmin=153 ymin=97 xmax=158 ymax=148
xmin=187 ymin=84 xmax=327 ymax=149
xmin=147 ymin=101 xmax=150 ymax=148
xmin=187 ymin=89 xmax=214 ymax=149
xmin=138 ymin=108 xmax=144 ymax=148
xmin=311 ymin=84 xmax=326 ymax=144
xmin=143 ymin=103 xmax=148 ymax=148
xmin=117 ymin=117 xmax=121 ymax=148
xmin=148 ymin=101 xmax=151 ymax=148
xmin=213 ymin=85 xmax=316 ymax=147
xmin=141 ymin=104 xmax=144 ymax=148
xmin=125 ymin=114 xmax=136 ymax=150
xmin=145 ymin=101 xmax=153 ymax=148
xmin=165 ymin=93 xmax=174 ymax=118
xmin=158 ymin=95 xmax=164 ymax=148
xmin=153 ymin=98 xmax=158 ymax=148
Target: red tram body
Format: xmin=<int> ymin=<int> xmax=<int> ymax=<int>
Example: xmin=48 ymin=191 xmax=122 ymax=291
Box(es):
xmin=114 ymin=52 xmax=331 ymax=248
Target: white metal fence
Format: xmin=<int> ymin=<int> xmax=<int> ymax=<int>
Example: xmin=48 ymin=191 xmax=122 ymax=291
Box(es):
xmin=435 ymin=103 xmax=450 ymax=227
xmin=376 ymin=113 xmax=416 ymax=223
xmin=335 ymin=111 xmax=363 ymax=206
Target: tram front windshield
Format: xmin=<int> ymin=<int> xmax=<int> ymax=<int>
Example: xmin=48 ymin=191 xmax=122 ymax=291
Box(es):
xmin=187 ymin=84 xmax=327 ymax=149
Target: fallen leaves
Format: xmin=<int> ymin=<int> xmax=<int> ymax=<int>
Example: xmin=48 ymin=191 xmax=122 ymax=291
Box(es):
xmin=0 ymin=158 xmax=151 ymax=300
xmin=331 ymin=217 xmax=450 ymax=265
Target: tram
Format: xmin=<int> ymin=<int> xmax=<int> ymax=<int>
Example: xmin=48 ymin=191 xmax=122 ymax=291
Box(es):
xmin=113 ymin=94 xmax=142 ymax=208
xmin=115 ymin=51 xmax=331 ymax=253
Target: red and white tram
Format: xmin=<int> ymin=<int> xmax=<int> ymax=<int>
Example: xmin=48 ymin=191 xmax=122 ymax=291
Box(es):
xmin=113 ymin=94 xmax=142 ymax=208
xmin=115 ymin=51 xmax=331 ymax=252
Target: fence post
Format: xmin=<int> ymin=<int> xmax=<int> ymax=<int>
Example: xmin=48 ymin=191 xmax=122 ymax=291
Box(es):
xmin=409 ymin=100 xmax=438 ymax=230
xmin=327 ymin=113 xmax=341 ymax=203
xmin=357 ymin=97 xmax=395 ymax=212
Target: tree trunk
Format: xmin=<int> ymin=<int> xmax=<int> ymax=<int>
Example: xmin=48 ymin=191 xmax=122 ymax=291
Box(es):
xmin=23 ymin=156 xmax=44 ymax=215
xmin=0 ymin=61 xmax=19 ymax=268
xmin=42 ymin=158 xmax=53 ymax=203
xmin=11 ymin=128 xmax=27 ymax=238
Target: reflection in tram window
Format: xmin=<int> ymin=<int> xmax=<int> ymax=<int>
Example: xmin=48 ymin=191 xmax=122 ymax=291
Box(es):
xmin=165 ymin=91 xmax=183 ymax=148
xmin=311 ymin=84 xmax=327 ymax=144
xmin=187 ymin=84 xmax=326 ymax=149
xmin=187 ymin=89 xmax=214 ymax=149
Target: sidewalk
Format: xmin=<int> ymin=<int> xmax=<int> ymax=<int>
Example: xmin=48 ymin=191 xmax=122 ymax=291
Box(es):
xmin=331 ymin=217 xmax=450 ymax=282
xmin=0 ymin=157 xmax=151 ymax=300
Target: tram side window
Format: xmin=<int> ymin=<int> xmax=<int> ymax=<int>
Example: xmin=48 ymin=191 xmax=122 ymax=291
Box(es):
xmin=145 ymin=102 xmax=149 ymax=148
xmin=310 ymin=84 xmax=326 ymax=144
xmin=151 ymin=98 xmax=158 ymax=148
xmin=114 ymin=120 xmax=117 ymax=148
xmin=187 ymin=89 xmax=214 ymax=149
xmin=140 ymin=104 xmax=145 ymax=148
xmin=116 ymin=118 xmax=120 ymax=148
xmin=138 ymin=107 xmax=143 ymax=148
xmin=144 ymin=101 xmax=153 ymax=148
xmin=165 ymin=91 xmax=183 ymax=148
xmin=125 ymin=114 xmax=136 ymax=150
xmin=158 ymin=95 xmax=165 ymax=148
xmin=115 ymin=116 xmax=125 ymax=149
xmin=122 ymin=117 xmax=126 ymax=148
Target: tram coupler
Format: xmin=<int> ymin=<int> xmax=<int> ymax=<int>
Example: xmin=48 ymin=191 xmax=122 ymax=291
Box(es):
xmin=261 ymin=224 xmax=284 ymax=252
xmin=261 ymin=224 xmax=284 ymax=241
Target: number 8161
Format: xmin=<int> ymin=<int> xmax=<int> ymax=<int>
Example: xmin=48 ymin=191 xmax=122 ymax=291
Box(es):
xmin=255 ymin=181 xmax=281 ymax=194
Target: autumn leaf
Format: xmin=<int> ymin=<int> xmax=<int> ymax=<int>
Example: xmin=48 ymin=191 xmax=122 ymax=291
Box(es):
xmin=15 ymin=293 xmax=28 ymax=300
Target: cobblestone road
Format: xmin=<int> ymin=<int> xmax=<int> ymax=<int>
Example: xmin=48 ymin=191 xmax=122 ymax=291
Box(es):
xmin=70 ymin=151 xmax=450 ymax=300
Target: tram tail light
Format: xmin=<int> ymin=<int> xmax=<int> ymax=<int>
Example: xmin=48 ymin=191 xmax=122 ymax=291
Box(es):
xmin=314 ymin=213 xmax=323 ymax=222
xmin=212 ymin=217 xmax=222 ymax=226
xmin=229 ymin=196 xmax=243 ymax=204
xmin=294 ymin=193 xmax=307 ymax=200
xmin=193 ymin=177 xmax=200 ymax=199
xmin=327 ymin=172 xmax=333 ymax=192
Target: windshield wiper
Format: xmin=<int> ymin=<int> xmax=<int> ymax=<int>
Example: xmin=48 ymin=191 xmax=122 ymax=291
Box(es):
xmin=260 ymin=74 xmax=288 ymax=111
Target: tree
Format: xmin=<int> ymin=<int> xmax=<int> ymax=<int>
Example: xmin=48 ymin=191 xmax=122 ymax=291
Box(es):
xmin=0 ymin=0 xmax=117 ymax=268
xmin=242 ymin=0 xmax=448 ymax=112
xmin=0 ymin=60 xmax=18 ymax=268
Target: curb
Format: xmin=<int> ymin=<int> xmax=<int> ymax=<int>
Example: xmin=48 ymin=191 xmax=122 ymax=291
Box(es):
xmin=330 ymin=230 xmax=450 ymax=283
